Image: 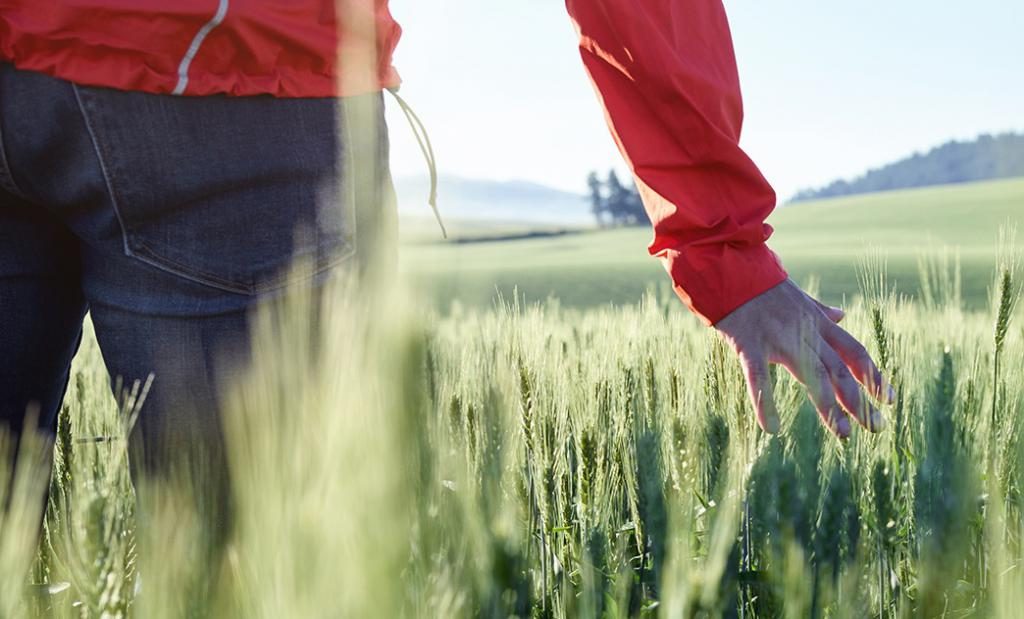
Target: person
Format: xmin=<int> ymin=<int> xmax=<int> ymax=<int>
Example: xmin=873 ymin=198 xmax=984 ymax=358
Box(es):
xmin=0 ymin=0 xmax=890 ymax=481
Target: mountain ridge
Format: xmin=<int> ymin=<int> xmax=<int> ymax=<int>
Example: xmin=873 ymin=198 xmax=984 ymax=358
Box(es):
xmin=394 ymin=174 xmax=591 ymax=226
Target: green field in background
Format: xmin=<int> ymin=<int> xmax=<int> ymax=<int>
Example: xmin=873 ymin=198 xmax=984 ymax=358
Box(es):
xmin=400 ymin=177 xmax=1024 ymax=311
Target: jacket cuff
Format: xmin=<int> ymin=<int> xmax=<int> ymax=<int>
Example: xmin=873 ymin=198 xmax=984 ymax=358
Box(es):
xmin=663 ymin=242 xmax=789 ymax=326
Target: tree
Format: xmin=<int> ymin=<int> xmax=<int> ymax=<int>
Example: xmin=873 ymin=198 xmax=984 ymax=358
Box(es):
xmin=586 ymin=169 xmax=650 ymax=227
xmin=586 ymin=171 xmax=608 ymax=227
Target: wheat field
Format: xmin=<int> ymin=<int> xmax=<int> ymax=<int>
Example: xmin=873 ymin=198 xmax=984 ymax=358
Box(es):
xmin=1 ymin=243 xmax=1022 ymax=618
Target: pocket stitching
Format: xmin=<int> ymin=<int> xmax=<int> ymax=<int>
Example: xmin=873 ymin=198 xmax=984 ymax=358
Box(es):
xmin=71 ymin=84 xmax=357 ymax=295
xmin=131 ymin=236 xmax=356 ymax=296
xmin=71 ymin=83 xmax=135 ymax=258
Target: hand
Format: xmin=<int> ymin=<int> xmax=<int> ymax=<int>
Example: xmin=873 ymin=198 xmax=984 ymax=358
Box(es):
xmin=715 ymin=279 xmax=894 ymax=438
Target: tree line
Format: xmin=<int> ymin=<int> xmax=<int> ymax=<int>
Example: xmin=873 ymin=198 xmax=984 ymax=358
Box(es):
xmin=586 ymin=170 xmax=650 ymax=227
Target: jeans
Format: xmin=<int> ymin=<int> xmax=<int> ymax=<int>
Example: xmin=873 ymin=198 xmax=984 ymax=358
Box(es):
xmin=0 ymin=62 xmax=396 ymax=476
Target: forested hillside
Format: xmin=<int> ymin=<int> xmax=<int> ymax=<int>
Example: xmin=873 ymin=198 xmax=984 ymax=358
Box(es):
xmin=792 ymin=132 xmax=1024 ymax=201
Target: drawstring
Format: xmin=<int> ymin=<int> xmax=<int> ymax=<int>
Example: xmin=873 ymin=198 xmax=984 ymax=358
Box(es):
xmin=387 ymin=87 xmax=447 ymax=239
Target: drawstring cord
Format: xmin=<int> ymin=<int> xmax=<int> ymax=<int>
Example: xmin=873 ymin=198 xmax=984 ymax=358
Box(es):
xmin=387 ymin=87 xmax=447 ymax=239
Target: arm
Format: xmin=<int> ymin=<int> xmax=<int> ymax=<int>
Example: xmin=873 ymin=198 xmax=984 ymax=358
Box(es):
xmin=566 ymin=0 xmax=892 ymax=436
xmin=565 ymin=0 xmax=785 ymax=326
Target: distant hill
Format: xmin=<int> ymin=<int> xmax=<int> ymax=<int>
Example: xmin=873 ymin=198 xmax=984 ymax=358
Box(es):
xmin=791 ymin=132 xmax=1024 ymax=202
xmin=395 ymin=175 xmax=591 ymax=226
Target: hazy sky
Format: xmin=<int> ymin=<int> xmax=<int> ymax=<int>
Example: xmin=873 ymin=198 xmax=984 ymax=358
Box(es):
xmin=384 ymin=0 xmax=1023 ymax=200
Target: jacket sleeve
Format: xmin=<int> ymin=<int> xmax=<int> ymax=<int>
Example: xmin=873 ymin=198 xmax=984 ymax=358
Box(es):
xmin=565 ymin=0 xmax=788 ymax=326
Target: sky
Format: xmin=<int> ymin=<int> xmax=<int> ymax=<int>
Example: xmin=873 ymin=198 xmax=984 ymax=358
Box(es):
xmin=384 ymin=0 xmax=1023 ymax=201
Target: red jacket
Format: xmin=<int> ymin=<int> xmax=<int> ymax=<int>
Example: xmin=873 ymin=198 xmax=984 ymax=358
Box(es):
xmin=0 ymin=0 xmax=786 ymax=325
xmin=0 ymin=1 xmax=401 ymax=96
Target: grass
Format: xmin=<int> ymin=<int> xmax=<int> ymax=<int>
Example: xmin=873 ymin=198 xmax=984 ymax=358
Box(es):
xmin=400 ymin=177 xmax=1024 ymax=310
xmin=1 ymin=231 xmax=1022 ymax=616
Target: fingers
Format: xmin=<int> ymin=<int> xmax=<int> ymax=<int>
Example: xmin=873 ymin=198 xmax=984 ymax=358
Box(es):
xmin=821 ymin=322 xmax=895 ymax=404
xmin=812 ymin=298 xmax=846 ymax=324
xmin=718 ymin=279 xmax=890 ymax=439
xmin=816 ymin=343 xmax=886 ymax=432
xmin=740 ymin=351 xmax=780 ymax=434
xmin=785 ymin=347 xmax=850 ymax=438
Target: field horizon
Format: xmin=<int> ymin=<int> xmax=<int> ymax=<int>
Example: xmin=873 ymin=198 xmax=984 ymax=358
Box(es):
xmin=400 ymin=176 xmax=1024 ymax=312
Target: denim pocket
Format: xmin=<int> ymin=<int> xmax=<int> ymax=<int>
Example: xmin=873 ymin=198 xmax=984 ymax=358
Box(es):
xmin=72 ymin=86 xmax=356 ymax=295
